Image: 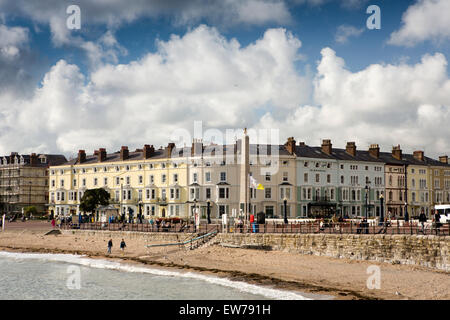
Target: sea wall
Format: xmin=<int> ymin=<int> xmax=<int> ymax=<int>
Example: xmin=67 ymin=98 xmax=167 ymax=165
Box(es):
xmin=216 ymin=233 xmax=450 ymax=271
xmin=64 ymin=230 xmax=449 ymax=271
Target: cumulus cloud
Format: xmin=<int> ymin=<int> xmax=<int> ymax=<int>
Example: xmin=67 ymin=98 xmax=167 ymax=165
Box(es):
xmin=0 ymin=23 xmax=37 ymax=95
xmin=389 ymin=0 xmax=450 ymax=46
xmin=0 ymin=23 xmax=28 ymax=58
xmin=0 ymin=20 xmax=449 ymax=159
xmin=290 ymin=0 xmax=369 ymax=9
xmin=0 ymin=0 xmax=292 ymax=67
xmin=0 ymin=26 xmax=310 ymax=155
xmin=254 ymin=47 xmax=450 ymax=157
xmin=335 ymin=25 xmax=364 ymax=44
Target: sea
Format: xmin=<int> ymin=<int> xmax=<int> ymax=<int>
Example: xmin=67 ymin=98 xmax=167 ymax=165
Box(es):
xmin=0 ymin=251 xmax=329 ymax=300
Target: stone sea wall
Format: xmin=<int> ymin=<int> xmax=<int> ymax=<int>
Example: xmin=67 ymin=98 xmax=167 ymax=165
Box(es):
xmin=64 ymin=230 xmax=449 ymax=271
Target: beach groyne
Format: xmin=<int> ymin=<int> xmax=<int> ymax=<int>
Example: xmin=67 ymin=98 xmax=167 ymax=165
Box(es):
xmin=63 ymin=230 xmax=449 ymax=271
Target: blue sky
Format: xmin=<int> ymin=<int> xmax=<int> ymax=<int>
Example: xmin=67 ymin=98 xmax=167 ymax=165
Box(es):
xmin=0 ymin=0 xmax=449 ymax=157
xmin=19 ymin=0 xmax=447 ymax=80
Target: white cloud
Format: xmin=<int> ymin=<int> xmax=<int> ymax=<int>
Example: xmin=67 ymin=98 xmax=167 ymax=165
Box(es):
xmin=0 ymin=26 xmax=310 ymax=155
xmin=0 ymin=23 xmax=28 ymax=58
xmin=254 ymin=47 xmax=450 ymax=157
xmin=0 ymin=22 xmax=449 ymax=159
xmin=389 ymin=0 xmax=450 ymax=46
xmin=0 ymin=0 xmax=291 ymax=66
xmin=335 ymin=24 xmax=364 ymax=44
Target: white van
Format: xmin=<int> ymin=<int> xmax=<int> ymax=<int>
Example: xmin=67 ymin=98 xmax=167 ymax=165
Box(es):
xmin=434 ymin=205 xmax=450 ymax=223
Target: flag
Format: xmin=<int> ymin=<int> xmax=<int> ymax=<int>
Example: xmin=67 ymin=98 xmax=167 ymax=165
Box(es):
xmin=249 ymin=175 xmax=257 ymax=188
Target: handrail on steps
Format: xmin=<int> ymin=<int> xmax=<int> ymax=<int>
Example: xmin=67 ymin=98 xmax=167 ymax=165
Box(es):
xmin=145 ymin=230 xmax=218 ymax=248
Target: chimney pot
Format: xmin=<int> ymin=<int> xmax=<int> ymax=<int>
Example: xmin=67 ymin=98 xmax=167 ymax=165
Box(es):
xmin=98 ymin=148 xmax=107 ymax=162
xmin=413 ymin=150 xmax=424 ymax=161
xmin=392 ymin=145 xmax=402 ymax=160
xmin=439 ymin=155 xmax=448 ymax=164
xmin=345 ymin=142 xmax=356 ymax=157
xmin=167 ymin=143 xmax=176 ymax=158
xmin=143 ymin=144 xmax=155 ymax=159
xmin=77 ymin=150 xmax=86 ymax=164
xmin=285 ymin=137 xmax=296 ymax=155
xmin=30 ymin=153 xmax=38 ymax=166
xmin=120 ymin=146 xmax=129 ymax=161
xmin=321 ymin=139 xmax=332 ymax=155
xmin=369 ymin=144 xmax=380 ymax=159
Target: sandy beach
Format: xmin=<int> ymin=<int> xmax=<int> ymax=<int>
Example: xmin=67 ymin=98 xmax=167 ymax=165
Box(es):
xmin=0 ymin=221 xmax=448 ymax=300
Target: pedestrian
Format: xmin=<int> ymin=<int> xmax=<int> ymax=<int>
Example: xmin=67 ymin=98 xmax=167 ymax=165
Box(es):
xmin=107 ymin=239 xmax=113 ymax=254
xmin=433 ymin=210 xmax=441 ymax=234
xmin=120 ymin=238 xmax=126 ymax=255
xmin=51 ymin=218 xmax=56 ymax=228
xmin=418 ymin=210 xmax=427 ymax=233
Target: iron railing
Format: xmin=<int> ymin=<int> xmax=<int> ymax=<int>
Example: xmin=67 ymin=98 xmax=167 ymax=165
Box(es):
xmin=60 ymin=220 xmax=450 ymax=236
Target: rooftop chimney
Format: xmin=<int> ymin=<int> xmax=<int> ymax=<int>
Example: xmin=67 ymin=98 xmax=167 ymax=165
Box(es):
xmin=98 ymin=148 xmax=106 ymax=162
xmin=345 ymin=142 xmax=356 ymax=157
xmin=120 ymin=146 xmax=129 ymax=161
xmin=191 ymin=139 xmax=203 ymax=156
xmin=167 ymin=143 xmax=176 ymax=158
xmin=368 ymin=144 xmax=380 ymax=159
xmin=285 ymin=137 xmax=296 ymax=155
xmin=439 ymin=155 xmax=448 ymax=164
xmin=30 ymin=153 xmax=38 ymax=166
xmin=321 ymin=139 xmax=332 ymax=155
xmin=77 ymin=150 xmax=86 ymax=163
xmin=143 ymin=144 xmax=155 ymax=159
xmin=413 ymin=150 xmax=424 ymax=161
xmin=392 ymin=145 xmax=402 ymax=160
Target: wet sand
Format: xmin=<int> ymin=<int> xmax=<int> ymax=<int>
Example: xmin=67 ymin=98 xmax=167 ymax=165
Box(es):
xmin=0 ymin=221 xmax=449 ymax=300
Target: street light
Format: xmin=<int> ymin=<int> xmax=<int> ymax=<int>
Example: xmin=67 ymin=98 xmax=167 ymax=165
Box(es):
xmin=404 ymin=202 xmax=409 ymax=222
xmin=283 ymin=197 xmax=288 ymax=224
xmin=119 ymin=177 xmax=124 ymax=222
xmin=206 ymin=198 xmax=211 ymax=224
xmin=379 ymin=193 xmax=384 ymax=226
xmin=193 ymin=198 xmax=197 ymax=231
xmin=138 ymin=200 xmax=143 ymax=224
xmin=364 ymin=183 xmax=371 ymax=219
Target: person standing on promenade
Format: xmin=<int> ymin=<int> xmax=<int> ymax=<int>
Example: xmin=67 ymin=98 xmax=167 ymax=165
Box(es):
xmin=120 ymin=239 xmax=126 ymax=255
xmin=51 ymin=218 xmax=56 ymax=228
xmin=107 ymin=239 xmax=113 ymax=254
xmin=419 ymin=210 xmax=427 ymax=233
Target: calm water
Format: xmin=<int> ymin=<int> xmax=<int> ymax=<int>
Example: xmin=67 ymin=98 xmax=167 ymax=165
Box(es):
xmin=0 ymin=252 xmax=315 ymax=300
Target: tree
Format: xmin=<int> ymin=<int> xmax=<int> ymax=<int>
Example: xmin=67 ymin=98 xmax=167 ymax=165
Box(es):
xmin=79 ymin=188 xmax=110 ymax=214
xmin=24 ymin=206 xmax=38 ymax=217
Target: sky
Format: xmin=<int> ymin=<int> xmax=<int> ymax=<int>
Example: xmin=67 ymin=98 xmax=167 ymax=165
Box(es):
xmin=0 ymin=0 xmax=449 ymax=159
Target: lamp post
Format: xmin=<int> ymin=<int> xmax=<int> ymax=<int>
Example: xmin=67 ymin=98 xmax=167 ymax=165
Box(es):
xmin=206 ymin=199 xmax=211 ymax=224
xmin=138 ymin=200 xmax=143 ymax=224
xmin=28 ymin=181 xmax=31 ymax=208
xmin=120 ymin=177 xmax=124 ymax=222
xmin=193 ymin=198 xmax=197 ymax=231
xmin=404 ymin=202 xmax=409 ymax=222
xmin=283 ymin=197 xmax=288 ymax=224
xmin=379 ymin=193 xmax=384 ymax=226
xmin=364 ymin=182 xmax=371 ymax=219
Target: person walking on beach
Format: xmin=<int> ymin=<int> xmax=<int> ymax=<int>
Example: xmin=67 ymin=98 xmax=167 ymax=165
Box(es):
xmin=107 ymin=239 xmax=113 ymax=254
xmin=120 ymin=239 xmax=126 ymax=255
